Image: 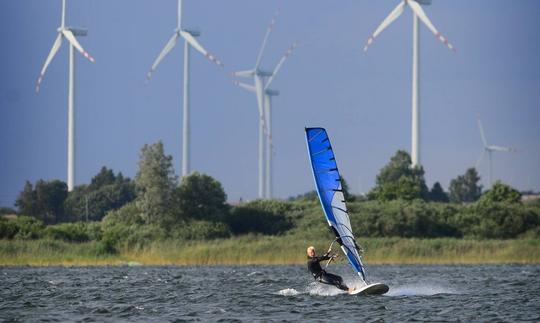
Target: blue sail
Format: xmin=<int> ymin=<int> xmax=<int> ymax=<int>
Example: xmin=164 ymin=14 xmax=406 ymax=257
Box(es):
xmin=305 ymin=127 xmax=366 ymax=282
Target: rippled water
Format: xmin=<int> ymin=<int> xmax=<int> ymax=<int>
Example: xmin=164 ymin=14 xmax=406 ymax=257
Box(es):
xmin=1 ymin=264 xmax=539 ymax=322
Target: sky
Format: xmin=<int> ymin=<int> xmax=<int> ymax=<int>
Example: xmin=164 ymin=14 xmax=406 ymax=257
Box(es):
xmin=1 ymin=0 xmax=540 ymax=206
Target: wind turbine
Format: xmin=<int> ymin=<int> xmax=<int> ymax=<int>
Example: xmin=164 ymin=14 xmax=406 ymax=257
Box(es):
xmin=363 ymin=0 xmax=455 ymax=168
xmin=146 ymin=0 xmax=223 ymax=179
xmin=262 ymin=42 xmax=298 ymax=199
xmin=35 ymin=0 xmax=95 ymax=192
xmin=476 ymin=119 xmax=515 ymax=186
xmin=232 ymin=12 xmax=297 ymax=199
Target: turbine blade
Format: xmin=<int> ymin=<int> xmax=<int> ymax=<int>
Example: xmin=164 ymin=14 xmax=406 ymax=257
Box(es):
xmin=233 ymin=80 xmax=256 ymax=93
xmin=254 ymin=10 xmax=279 ymax=69
xmin=475 ymin=150 xmax=486 ymax=169
xmin=408 ymin=0 xmax=455 ymax=51
xmin=61 ymin=29 xmax=95 ymax=63
xmin=180 ymin=31 xmax=224 ymax=67
xmin=146 ymin=32 xmax=180 ymax=82
xmin=477 ymin=119 xmax=488 ymax=147
xmin=231 ymin=69 xmax=255 ymax=77
xmin=36 ymin=33 xmax=63 ymax=92
xmin=363 ymin=1 xmax=406 ymax=52
xmin=177 ymin=0 xmax=183 ymax=30
xmin=265 ymin=41 xmax=298 ymax=90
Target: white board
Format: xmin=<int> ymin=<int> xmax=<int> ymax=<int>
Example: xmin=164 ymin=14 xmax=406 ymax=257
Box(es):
xmin=349 ymin=283 xmax=389 ymax=296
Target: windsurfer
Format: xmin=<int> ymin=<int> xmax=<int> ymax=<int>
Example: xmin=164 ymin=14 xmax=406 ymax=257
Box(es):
xmin=307 ymin=246 xmax=354 ymax=293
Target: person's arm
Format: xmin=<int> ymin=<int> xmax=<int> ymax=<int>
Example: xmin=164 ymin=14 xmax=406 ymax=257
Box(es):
xmin=316 ymin=255 xmax=331 ymax=261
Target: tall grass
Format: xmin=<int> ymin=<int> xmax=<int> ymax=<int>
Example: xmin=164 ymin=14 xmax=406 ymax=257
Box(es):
xmin=0 ymin=239 xmax=123 ymax=266
xmin=1 ymin=236 xmax=538 ymax=266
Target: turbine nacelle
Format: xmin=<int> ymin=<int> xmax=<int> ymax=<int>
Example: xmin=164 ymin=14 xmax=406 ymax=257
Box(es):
xmin=256 ymin=69 xmax=273 ymax=77
xmin=62 ymin=27 xmax=87 ymax=36
xmin=265 ymin=89 xmax=279 ymax=96
xmin=413 ymin=0 xmax=432 ymax=5
xmin=179 ymin=28 xmax=201 ymax=37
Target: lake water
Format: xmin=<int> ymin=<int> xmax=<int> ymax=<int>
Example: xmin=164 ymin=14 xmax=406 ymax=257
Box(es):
xmin=1 ymin=264 xmax=539 ymax=322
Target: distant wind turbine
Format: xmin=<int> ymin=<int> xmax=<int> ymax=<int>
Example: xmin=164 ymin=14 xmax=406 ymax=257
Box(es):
xmin=476 ymin=119 xmax=516 ymax=186
xmin=146 ymin=0 xmax=223 ymax=179
xmin=232 ymin=12 xmax=297 ymax=199
xmin=35 ymin=0 xmax=95 ymax=192
xmin=363 ymin=0 xmax=455 ymax=168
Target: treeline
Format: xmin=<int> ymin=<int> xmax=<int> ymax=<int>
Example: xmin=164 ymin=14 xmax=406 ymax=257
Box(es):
xmin=1 ymin=141 xmax=292 ymax=253
xmin=15 ymin=167 xmax=135 ymax=224
xmin=1 ymin=144 xmax=539 ymax=255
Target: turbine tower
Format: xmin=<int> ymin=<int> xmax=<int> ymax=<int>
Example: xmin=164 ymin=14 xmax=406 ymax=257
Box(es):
xmin=363 ymin=0 xmax=455 ymax=167
xmin=476 ymin=119 xmax=515 ymax=186
xmin=36 ymin=0 xmax=95 ymax=192
xmin=232 ymin=12 xmax=297 ymax=199
xmin=146 ymin=0 xmax=223 ymax=178
xmin=264 ymin=90 xmax=278 ymax=199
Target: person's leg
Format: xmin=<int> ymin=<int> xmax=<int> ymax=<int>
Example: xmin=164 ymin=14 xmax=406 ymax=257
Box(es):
xmin=320 ymin=272 xmax=349 ymax=291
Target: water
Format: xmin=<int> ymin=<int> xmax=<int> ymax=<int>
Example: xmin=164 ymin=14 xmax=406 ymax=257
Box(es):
xmin=1 ymin=264 xmax=539 ymax=322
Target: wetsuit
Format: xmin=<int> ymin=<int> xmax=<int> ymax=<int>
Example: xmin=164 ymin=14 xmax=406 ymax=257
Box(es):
xmin=307 ymin=253 xmax=349 ymax=291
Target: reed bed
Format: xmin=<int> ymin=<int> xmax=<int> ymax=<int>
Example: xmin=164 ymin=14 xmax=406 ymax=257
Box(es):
xmin=1 ymin=236 xmax=538 ymax=266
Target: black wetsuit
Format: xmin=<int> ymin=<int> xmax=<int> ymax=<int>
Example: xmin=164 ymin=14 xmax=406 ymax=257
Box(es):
xmin=307 ymin=254 xmax=349 ymax=291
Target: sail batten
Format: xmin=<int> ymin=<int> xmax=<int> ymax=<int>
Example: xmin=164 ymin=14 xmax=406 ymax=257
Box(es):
xmin=305 ymin=127 xmax=366 ymax=283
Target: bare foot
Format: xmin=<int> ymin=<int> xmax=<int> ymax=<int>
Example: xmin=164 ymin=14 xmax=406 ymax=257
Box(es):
xmin=348 ymin=287 xmax=356 ymax=293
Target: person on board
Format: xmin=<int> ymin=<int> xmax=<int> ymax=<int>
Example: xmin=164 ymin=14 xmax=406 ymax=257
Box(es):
xmin=306 ymin=246 xmax=354 ymax=293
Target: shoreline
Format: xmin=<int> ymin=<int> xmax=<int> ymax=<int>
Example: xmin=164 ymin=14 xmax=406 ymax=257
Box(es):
xmin=1 ymin=237 xmax=538 ymax=266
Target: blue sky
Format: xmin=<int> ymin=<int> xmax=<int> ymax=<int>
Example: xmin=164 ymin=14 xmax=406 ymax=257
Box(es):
xmin=1 ymin=0 xmax=539 ymax=206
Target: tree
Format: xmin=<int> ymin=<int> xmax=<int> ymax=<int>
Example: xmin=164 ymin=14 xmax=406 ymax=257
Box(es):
xmin=340 ymin=176 xmax=354 ymax=201
xmin=64 ymin=168 xmax=136 ymax=222
xmin=173 ymin=172 xmax=228 ymax=221
xmin=287 ymin=190 xmax=318 ymax=202
xmin=449 ymin=168 xmax=482 ymax=203
xmin=429 ymin=182 xmax=449 ymax=202
xmin=89 ymin=166 xmax=116 ymax=190
xmin=16 ymin=180 xmax=68 ymax=224
xmin=135 ymin=141 xmax=177 ymax=224
xmin=479 ymin=181 xmax=521 ymax=204
xmin=368 ymin=150 xmax=428 ymax=201
xmin=36 ymin=180 xmax=68 ymax=224
xmin=15 ymin=181 xmax=36 ymax=217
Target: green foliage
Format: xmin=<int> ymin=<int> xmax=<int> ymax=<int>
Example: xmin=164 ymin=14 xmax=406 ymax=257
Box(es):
xmin=102 ymin=202 xmax=144 ymax=227
xmin=43 ymin=222 xmax=103 ymax=243
xmin=173 ymin=172 xmax=229 ymax=221
xmin=225 ymin=200 xmax=294 ymax=235
xmin=16 ymin=180 xmax=68 ymax=224
xmin=0 ymin=207 xmax=17 ymax=215
xmin=449 ymin=168 xmax=482 ymax=203
xmin=0 ymin=216 xmax=44 ymax=240
xmin=169 ymin=220 xmax=231 ymax=240
xmin=479 ymin=181 xmax=522 ymax=204
xmin=350 ymin=201 xmax=461 ymax=238
xmin=456 ymin=203 xmax=540 ymax=239
xmin=287 ymin=190 xmax=318 ymax=202
xmin=340 ymin=176 xmax=354 ymax=202
xmin=64 ymin=167 xmax=136 ymax=222
xmin=429 ymin=182 xmax=449 ymax=202
xmin=135 ymin=141 xmax=178 ymax=225
xmin=15 ymin=181 xmax=36 ymax=217
xmin=89 ymin=167 xmax=116 ymax=190
xmin=368 ymin=150 xmax=428 ymax=201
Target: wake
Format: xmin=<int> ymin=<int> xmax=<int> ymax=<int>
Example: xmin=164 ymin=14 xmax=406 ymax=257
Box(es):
xmin=277 ymin=282 xmax=458 ymax=297
xmin=386 ymin=284 xmax=459 ymax=296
